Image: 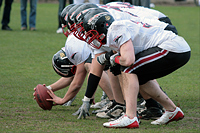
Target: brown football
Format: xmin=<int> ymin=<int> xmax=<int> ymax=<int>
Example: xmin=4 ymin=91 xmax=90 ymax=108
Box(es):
xmin=35 ymin=84 xmax=53 ymax=110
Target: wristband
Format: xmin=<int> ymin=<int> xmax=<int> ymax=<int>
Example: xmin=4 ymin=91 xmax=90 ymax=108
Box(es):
xmin=83 ymin=96 xmax=90 ymax=102
xmin=114 ymin=56 xmax=120 ymax=64
xmin=46 ymin=85 xmax=52 ymax=90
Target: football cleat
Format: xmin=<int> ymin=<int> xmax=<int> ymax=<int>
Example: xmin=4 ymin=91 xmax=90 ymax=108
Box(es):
xmin=103 ymin=114 xmax=139 ymax=128
xmin=90 ymin=98 xmax=109 ymax=109
xmin=151 ymin=107 xmax=184 ymax=125
xmin=92 ymin=100 xmax=113 ymax=114
xmin=100 ymin=91 xmax=108 ymax=101
xmin=138 ymin=107 xmax=163 ymax=120
xmin=96 ymin=104 xmax=125 ymax=119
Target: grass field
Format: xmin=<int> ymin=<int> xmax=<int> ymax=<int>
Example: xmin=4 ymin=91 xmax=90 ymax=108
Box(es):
xmin=0 ymin=2 xmax=199 ymax=133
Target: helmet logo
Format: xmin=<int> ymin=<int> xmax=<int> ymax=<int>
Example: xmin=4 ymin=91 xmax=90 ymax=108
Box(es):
xmin=60 ymin=52 xmax=65 ymax=58
xmin=105 ymin=16 xmax=110 ymax=21
xmin=88 ymin=12 xmax=109 ymax=27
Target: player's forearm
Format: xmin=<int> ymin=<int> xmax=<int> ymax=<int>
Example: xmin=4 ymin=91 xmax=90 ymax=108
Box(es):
xmin=50 ymin=77 xmax=74 ymax=92
xmin=62 ymin=84 xmax=81 ymax=103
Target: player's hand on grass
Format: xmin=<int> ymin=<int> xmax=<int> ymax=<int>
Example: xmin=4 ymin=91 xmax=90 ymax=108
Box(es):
xmin=72 ymin=99 xmax=90 ymax=119
xmin=72 ymin=106 xmax=82 ymax=116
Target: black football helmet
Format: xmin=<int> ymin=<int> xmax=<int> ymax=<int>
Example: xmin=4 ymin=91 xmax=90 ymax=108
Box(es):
xmin=60 ymin=4 xmax=76 ymax=37
xmin=66 ymin=4 xmax=83 ymax=32
xmin=52 ymin=48 xmax=76 ymax=77
xmin=71 ymin=3 xmax=99 ymax=41
xmin=82 ymin=8 xmax=114 ymax=49
xmin=61 ymin=4 xmax=83 ymax=37
xmin=73 ymin=3 xmax=99 ymax=24
xmin=60 ymin=4 xmax=75 ymax=26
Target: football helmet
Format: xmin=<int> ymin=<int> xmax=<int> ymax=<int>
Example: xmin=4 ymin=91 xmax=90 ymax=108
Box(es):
xmin=66 ymin=4 xmax=83 ymax=33
xmin=82 ymin=8 xmax=114 ymax=49
xmin=52 ymin=48 xmax=76 ymax=77
xmin=106 ymin=2 xmax=133 ymax=8
xmin=60 ymin=4 xmax=75 ymax=37
xmin=71 ymin=3 xmax=99 ymax=41
xmin=60 ymin=4 xmax=75 ymax=26
xmin=61 ymin=4 xmax=82 ymax=37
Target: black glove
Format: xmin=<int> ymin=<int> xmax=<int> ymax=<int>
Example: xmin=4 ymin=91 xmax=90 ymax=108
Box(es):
xmin=105 ymin=50 xmax=114 ymax=60
xmin=110 ymin=64 xmax=121 ymax=76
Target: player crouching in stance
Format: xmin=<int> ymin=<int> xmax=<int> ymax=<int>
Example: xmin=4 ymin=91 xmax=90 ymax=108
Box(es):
xmin=76 ymin=9 xmax=190 ymax=128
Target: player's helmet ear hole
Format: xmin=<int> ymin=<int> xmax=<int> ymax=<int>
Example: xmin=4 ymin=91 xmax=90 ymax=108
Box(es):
xmin=101 ymin=22 xmax=105 ymax=28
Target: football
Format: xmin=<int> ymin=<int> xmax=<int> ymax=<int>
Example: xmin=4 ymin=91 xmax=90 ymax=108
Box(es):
xmin=35 ymin=84 xmax=53 ymax=110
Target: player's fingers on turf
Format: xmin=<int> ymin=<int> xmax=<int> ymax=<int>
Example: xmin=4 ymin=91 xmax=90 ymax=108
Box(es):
xmin=78 ymin=111 xmax=83 ymax=119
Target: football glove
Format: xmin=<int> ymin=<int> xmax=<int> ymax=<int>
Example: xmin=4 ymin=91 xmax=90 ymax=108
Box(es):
xmin=110 ymin=64 xmax=121 ymax=76
xmin=97 ymin=51 xmax=114 ymax=65
xmin=72 ymin=99 xmax=90 ymax=119
xmin=110 ymin=53 xmax=120 ymax=66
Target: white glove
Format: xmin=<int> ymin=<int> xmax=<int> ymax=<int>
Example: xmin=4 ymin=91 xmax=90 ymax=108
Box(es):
xmin=97 ymin=51 xmax=114 ymax=65
xmin=72 ymin=97 xmax=90 ymax=119
xmin=77 ymin=99 xmax=90 ymax=119
xmin=110 ymin=53 xmax=120 ymax=66
xmin=97 ymin=54 xmax=107 ymax=65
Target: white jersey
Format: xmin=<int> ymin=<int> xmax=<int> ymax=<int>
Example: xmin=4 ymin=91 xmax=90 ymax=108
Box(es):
xmin=104 ymin=7 xmax=168 ymax=29
xmin=100 ymin=5 xmax=158 ymax=20
xmin=105 ymin=2 xmax=166 ymax=18
xmin=91 ymin=7 xmax=169 ymax=56
xmin=65 ymin=34 xmax=91 ymax=65
xmin=105 ymin=20 xmax=190 ymax=54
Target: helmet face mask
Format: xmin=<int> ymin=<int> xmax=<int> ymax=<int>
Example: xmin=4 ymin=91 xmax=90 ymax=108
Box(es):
xmin=81 ymin=9 xmax=114 ymax=49
xmin=61 ymin=14 xmax=77 ymax=37
xmin=84 ymin=30 xmax=106 ymax=49
xmin=72 ymin=4 xmax=99 ymax=41
xmin=73 ymin=22 xmax=86 ymax=41
xmin=60 ymin=4 xmax=76 ymax=37
xmin=52 ymin=49 xmax=76 ymax=77
xmin=64 ymin=4 xmax=83 ymax=36
xmin=62 ymin=24 xmax=72 ymax=37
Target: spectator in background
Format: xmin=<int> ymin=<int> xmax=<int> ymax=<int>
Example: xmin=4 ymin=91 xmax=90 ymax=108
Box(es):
xmin=56 ymin=0 xmax=73 ymax=33
xmin=103 ymin=0 xmax=122 ymax=4
xmin=20 ymin=0 xmax=37 ymax=31
xmin=0 ymin=0 xmax=13 ymax=30
xmin=133 ymin=0 xmax=150 ymax=8
xmin=73 ymin=0 xmax=99 ymax=4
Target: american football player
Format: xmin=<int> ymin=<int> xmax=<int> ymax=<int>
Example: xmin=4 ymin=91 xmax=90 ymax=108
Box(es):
xmin=78 ymin=8 xmax=190 ymax=128
xmin=71 ymin=4 xmax=177 ymax=120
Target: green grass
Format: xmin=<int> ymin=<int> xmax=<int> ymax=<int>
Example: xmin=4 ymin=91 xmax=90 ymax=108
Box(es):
xmin=0 ymin=2 xmax=199 ymax=132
